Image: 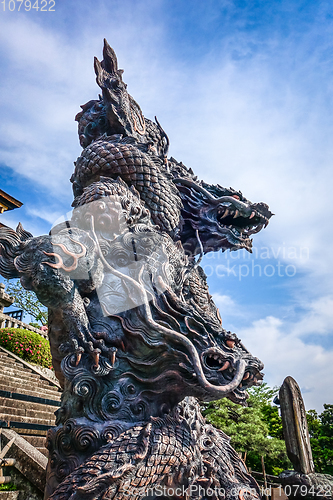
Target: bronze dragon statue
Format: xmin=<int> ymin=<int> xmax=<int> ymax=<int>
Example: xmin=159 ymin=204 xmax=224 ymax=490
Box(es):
xmin=0 ymin=41 xmax=273 ymax=500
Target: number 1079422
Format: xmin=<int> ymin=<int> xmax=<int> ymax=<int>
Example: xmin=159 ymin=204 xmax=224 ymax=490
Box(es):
xmin=1 ymin=0 xmax=55 ymax=11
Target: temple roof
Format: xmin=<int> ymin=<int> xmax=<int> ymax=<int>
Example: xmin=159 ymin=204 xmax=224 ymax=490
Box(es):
xmin=0 ymin=189 xmax=23 ymax=213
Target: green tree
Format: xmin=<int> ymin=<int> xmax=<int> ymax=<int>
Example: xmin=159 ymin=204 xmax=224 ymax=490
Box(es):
xmin=4 ymin=279 xmax=47 ymax=326
xmin=307 ymin=404 xmax=333 ymax=475
xmin=202 ymin=383 xmax=291 ymax=475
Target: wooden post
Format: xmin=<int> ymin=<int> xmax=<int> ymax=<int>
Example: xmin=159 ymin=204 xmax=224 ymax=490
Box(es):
xmin=0 ymin=434 xmax=15 ymax=485
xmin=0 ymin=430 xmax=2 ymax=480
xmin=0 ymin=476 xmax=12 ymax=484
xmin=261 ymin=455 xmax=268 ymax=500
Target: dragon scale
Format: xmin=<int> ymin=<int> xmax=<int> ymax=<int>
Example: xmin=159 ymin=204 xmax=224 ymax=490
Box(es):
xmin=71 ymin=137 xmax=182 ymax=235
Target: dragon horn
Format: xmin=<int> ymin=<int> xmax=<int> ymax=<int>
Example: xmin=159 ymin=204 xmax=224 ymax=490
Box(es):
xmin=102 ymin=39 xmax=119 ymax=74
xmin=101 ymin=39 xmax=124 ymax=78
xmin=173 ymin=178 xmax=218 ymax=201
xmin=94 ymin=57 xmax=104 ymax=88
xmin=155 ymin=116 xmax=170 ymax=157
xmin=16 ymin=222 xmax=33 ymax=241
xmin=173 ymin=178 xmax=251 ymax=212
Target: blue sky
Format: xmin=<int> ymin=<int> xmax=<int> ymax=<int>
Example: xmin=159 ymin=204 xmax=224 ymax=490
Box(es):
xmin=1 ymin=0 xmax=333 ymax=412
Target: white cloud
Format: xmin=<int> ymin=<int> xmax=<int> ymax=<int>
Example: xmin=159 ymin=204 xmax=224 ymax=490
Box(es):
xmin=25 ymin=207 xmax=66 ymax=226
xmin=212 ymin=293 xmax=240 ymax=321
xmin=238 ymin=310 xmax=333 ymax=412
xmin=291 ymin=296 xmax=333 ymax=338
xmin=213 ymin=289 xmax=333 ymax=411
xmin=0 ymin=10 xmax=164 ymax=194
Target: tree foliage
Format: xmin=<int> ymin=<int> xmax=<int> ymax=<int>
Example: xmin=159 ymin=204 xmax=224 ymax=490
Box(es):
xmin=307 ymin=405 xmax=333 ymax=475
xmin=4 ymin=279 xmax=47 ymax=326
xmin=202 ymin=383 xmax=291 ymax=476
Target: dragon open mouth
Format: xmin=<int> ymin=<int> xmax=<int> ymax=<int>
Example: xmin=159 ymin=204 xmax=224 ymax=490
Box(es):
xmin=212 ymin=198 xmax=273 ymax=252
xmin=203 ymin=349 xmax=264 ymax=397
xmin=217 ymin=211 xmax=269 ymax=236
xmin=204 ymin=351 xmax=228 ymax=369
xmin=216 ymin=201 xmax=271 ymax=242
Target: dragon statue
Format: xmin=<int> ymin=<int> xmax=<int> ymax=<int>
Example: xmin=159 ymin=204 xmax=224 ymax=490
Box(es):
xmin=0 ymin=41 xmax=273 ymax=500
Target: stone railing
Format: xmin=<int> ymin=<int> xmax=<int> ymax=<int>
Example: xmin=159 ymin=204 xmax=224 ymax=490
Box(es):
xmin=0 ymin=311 xmax=48 ymax=339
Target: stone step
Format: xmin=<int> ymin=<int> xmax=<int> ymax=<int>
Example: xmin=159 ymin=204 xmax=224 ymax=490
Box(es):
xmin=0 ymin=492 xmax=20 ymax=499
xmin=19 ymin=434 xmax=49 ymax=456
xmin=1 ymin=365 xmax=43 ymax=381
xmin=0 ymin=380 xmax=58 ymax=396
xmin=0 ymin=350 xmax=60 ymax=388
xmin=0 ymin=411 xmax=55 ymax=426
xmin=0 ymin=373 xmax=59 ymax=393
xmin=0 ymin=349 xmax=60 ymax=459
xmin=0 ymin=358 xmax=36 ymax=372
xmin=0 ymin=397 xmax=59 ymax=412
xmin=0 ymin=377 xmax=61 ymax=396
xmin=0 ymin=404 xmax=25 ymax=417
xmin=0 ymin=385 xmax=60 ymax=402
xmin=0 ymin=383 xmax=61 ymax=401
xmin=0 ymin=405 xmax=56 ymax=421
xmin=1 ymin=370 xmax=46 ymax=386
xmin=0 ymin=351 xmax=59 ymax=386
xmin=19 ymin=434 xmax=47 ymax=448
xmin=0 ymin=356 xmax=34 ymax=368
xmin=16 ymin=427 xmax=47 ymax=437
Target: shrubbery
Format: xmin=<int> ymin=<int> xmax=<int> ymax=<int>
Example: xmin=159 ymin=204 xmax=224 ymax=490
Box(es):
xmin=0 ymin=483 xmax=18 ymax=491
xmin=307 ymin=405 xmax=333 ymax=475
xmin=0 ymin=328 xmax=52 ymax=369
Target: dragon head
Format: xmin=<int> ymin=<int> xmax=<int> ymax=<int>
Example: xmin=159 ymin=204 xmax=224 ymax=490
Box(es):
xmin=74 ymin=39 xmax=147 ymax=148
xmin=174 ymin=178 xmax=273 ymax=256
xmin=75 ymin=40 xmax=169 ymax=159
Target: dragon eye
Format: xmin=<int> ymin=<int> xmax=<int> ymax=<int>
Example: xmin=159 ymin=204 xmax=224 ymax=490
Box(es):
xmin=111 ymin=79 xmax=120 ymax=90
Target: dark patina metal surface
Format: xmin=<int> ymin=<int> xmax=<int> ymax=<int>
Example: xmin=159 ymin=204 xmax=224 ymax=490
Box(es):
xmin=0 ymin=41 xmax=276 ymax=500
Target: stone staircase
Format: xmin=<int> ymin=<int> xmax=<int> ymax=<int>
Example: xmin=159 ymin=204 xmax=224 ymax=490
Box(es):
xmin=0 ymin=346 xmax=61 ymax=457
